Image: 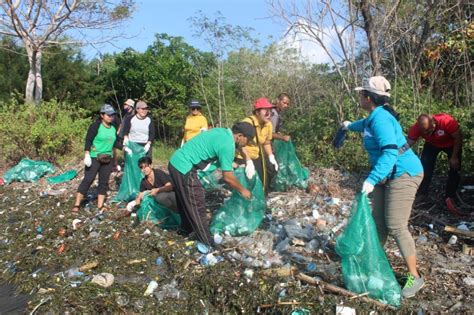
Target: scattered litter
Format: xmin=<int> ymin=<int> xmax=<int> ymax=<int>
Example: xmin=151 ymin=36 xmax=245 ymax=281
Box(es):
xmin=336 ymin=305 xmax=356 ymax=315
xmin=91 ymin=273 xmax=115 ymax=288
xmin=144 ymin=280 xmax=159 ymax=296
xmin=463 ymin=277 xmax=474 ymax=286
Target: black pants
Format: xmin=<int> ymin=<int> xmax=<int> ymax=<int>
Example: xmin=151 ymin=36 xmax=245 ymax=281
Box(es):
xmin=154 ymin=191 xmax=178 ymax=212
xmin=418 ymin=142 xmax=461 ymax=198
xmin=77 ymin=158 xmax=113 ymax=195
xmin=168 ymin=163 xmax=213 ymax=245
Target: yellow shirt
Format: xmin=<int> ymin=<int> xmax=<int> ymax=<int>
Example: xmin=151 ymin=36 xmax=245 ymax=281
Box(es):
xmin=238 ymin=115 xmax=273 ymax=160
xmin=183 ymin=114 xmax=208 ymax=142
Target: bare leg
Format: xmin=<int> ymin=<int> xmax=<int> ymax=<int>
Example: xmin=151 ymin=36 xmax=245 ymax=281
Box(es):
xmin=97 ymin=194 xmax=106 ymax=209
xmin=405 ymin=255 xmax=420 ymax=278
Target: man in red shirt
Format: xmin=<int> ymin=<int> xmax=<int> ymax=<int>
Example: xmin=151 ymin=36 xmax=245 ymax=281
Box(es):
xmin=407 ymin=113 xmax=464 ymax=216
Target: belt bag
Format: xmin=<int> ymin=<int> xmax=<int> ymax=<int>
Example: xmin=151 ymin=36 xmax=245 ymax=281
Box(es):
xmin=97 ymin=154 xmax=112 ymax=164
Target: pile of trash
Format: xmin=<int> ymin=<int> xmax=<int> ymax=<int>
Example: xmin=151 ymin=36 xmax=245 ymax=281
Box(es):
xmin=0 ymin=161 xmax=472 ymax=313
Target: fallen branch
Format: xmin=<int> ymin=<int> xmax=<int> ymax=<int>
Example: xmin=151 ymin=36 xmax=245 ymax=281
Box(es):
xmin=259 ymin=301 xmax=314 ymax=308
xmin=295 ymin=273 xmax=397 ymax=310
xmin=444 ymin=225 xmax=474 ymax=238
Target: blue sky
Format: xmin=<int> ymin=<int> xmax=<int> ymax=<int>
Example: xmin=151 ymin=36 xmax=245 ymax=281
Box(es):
xmin=84 ymin=0 xmax=286 ymax=58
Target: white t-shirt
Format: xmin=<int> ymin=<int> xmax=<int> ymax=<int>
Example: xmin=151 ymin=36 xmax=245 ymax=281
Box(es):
xmin=129 ymin=116 xmax=151 ymax=143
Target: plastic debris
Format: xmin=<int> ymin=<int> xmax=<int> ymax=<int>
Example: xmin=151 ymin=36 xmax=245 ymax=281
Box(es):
xmin=91 ymin=273 xmax=115 ymax=288
xmin=336 ymin=305 xmax=356 ymax=315
xmin=144 ymin=280 xmax=159 ymax=296
xmin=154 ymin=280 xmax=187 ymax=301
xmin=46 ymin=170 xmax=77 ymax=184
xmin=270 ymin=139 xmax=309 ymax=191
xmin=332 ymin=125 xmax=348 ymax=149
xmin=463 ymin=277 xmax=474 ymax=286
xmin=448 ymin=235 xmax=458 ymax=245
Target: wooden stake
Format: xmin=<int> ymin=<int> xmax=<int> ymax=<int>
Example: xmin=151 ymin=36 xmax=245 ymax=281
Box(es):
xmin=295 ymin=273 xmax=397 ymax=310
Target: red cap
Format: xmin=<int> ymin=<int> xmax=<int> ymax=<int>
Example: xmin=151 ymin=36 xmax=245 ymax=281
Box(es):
xmin=253 ymin=98 xmax=274 ymax=110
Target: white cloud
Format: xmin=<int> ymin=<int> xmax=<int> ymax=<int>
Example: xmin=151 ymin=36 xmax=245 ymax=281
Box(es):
xmin=278 ymin=20 xmax=343 ymax=64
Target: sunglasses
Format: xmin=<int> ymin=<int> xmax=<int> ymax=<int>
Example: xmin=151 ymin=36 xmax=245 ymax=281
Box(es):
xmin=191 ymin=107 xmax=201 ymax=111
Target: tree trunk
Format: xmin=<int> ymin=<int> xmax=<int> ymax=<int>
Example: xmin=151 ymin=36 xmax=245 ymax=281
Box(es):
xmin=34 ymin=49 xmax=43 ymax=104
xmin=25 ymin=46 xmax=36 ymax=103
xmin=25 ymin=47 xmax=43 ymax=104
xmin=359 ymin=0 xmax=381 ymax=75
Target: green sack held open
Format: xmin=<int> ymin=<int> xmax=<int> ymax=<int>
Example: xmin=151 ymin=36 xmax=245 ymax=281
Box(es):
xmin=271 ymin=139 xmax=309 ymax=191
xmin=335 ymin=193 xmax=401 ymax=307
xmin=210 ymin=167 xmax=265 ymax=236
xmin=113 ymin=142 xmax=145 ymax=202
xmin=136 ymin=194 xmax=181 ymax=229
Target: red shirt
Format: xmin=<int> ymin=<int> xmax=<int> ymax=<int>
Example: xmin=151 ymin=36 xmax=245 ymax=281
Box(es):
xmin=408 ymin=113 xmax=459 ymax=148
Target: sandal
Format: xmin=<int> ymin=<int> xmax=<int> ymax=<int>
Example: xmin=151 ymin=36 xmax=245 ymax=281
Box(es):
xmin=71 ymin=205 xmax=80 ymax=214
xmin=99 ymin=205 xmax=110 ymax=213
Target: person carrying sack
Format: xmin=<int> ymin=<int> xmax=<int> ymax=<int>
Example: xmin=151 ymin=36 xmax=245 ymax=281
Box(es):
xmin=235 ymin=98 xmax=279 ymax=194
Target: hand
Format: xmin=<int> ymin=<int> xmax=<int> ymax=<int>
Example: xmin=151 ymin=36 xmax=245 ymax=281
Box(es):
xmin=342 ymin=121 xmax=351 ymax=130
xmin=200 ymin=127 xmax=207 ymax=132
xmin=245 ymin=160 xmax=256 ymax=179
xmin=361 ymin=181 xmax=374 ymax=194
xmin=282 ymin=135 xmax=291 ymax=142
xmin=268 ymin=154 xmax=279 ymax=172
xmin=116 ymin=164 xmax=122 ymax=172
xmin=123 ymin=138 xmax=129 ymax=146
xmin=126 ymin=200 xmax=137 ymax=212
xmin=84 ymin=153 xmax=92 ymax=167
xmin=449 ymin=157 xmax=460 ymax=170
xmin=180 ymin=139 xmax=185 ymax=148
xmin=144 ymin=143 xmax=151 ymax=153
xmin=151 ymin=188 xmax=159 ymax=195
xmin=241 ymin=189 xmax=252 ymax=200
xmin=124 ymin=147 xmax=132 ymax=156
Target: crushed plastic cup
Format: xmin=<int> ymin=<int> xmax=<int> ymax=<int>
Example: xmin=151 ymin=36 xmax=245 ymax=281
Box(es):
xmin=155 ymin=257 xmax=164 ymax=265
xmin=213 ymin=234 xmax=223 ymax=245
xmin=448 ymin=235 xmax=458 ymax=245
xmin=197 ymin=242 xmax=210 ymax=254
xmin=72 ymin=219 xmax=82 ymax=230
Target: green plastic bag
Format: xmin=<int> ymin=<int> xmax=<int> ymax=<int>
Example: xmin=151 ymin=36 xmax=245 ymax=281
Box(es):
xmin=113 ymin=142 xmax=145 ymax=202
xmin=335 ymin=193 xmax=401 ymax=307
xmin=3 ymin=158 xmax=55 ymax=184
xmin=271 ymin=139 xmax=309 ymax=191
xmin=136 ymin=194 xmax=181 ymax=229
xmin=46 ymin=170 xmax=77 ymax=184
xmin=210 ymin=167 xmax=265 ymax=236
xmin=198 ymin=163 xmax=220 ymax=191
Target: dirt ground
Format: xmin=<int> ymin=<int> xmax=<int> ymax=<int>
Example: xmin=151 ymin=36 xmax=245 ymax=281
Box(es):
xmin=0 ymin=164 xmax=472 ymax=314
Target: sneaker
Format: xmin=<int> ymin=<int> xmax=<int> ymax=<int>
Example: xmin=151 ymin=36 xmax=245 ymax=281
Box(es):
xmin=402 ymin=273 xmax=425 ymax=298
xmin=445 ymin=197 xmax=469 ymax=217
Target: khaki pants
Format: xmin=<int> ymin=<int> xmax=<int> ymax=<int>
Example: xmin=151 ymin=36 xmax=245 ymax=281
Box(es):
xmin=372 ymin=173 xmax=423 ymax=258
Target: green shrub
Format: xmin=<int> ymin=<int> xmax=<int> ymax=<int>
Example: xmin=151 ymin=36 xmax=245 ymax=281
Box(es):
xmin=0 ymin=99 xmax=90 ymax=165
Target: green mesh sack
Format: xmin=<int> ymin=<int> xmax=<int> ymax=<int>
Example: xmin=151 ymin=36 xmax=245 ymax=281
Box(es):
xmin=136 ymin=194 xmax=181 ymax=229
xmin=210 ymin=167 xmax=265 ymax=236
xmin=46 ymin=170 xmax=77 ymax=184
xmin=113 ymin=142 xmax=145 ymax=202
xmin=3 ymin=159 xmax=55 ymax=184
xmin=198 ymin=163 xmax=220 ymax=191
xmin=335 ymin=193 xmax=401 ymax=307
xmin=271 ymin=139 xmax=309 ymax=191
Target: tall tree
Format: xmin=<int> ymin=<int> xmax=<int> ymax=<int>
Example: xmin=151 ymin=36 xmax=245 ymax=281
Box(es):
xmin=0 ymin=0 xmax=134 ymax=104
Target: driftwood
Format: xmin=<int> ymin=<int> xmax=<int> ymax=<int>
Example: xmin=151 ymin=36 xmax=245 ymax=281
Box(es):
xmin=444 ymin=225 xmax=474 ymax=238
xmin=295 ymin=273 xmax=397 ymax=310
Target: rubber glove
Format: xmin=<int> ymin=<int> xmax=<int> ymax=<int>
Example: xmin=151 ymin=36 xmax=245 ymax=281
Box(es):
xmin=123 ymin=138 xmax=129 ymax=146
xmin=268 ymin=154 xmax=279 ymax=171
xmin=124 ymin=147 xmax=132 ymax=156
xmin=245 ymin=160 xmax=256 ymax=179
xmin=144 ymin=143 xmax=151 ymax=153
xmin=84 ymin=153 xmax=92 ymax=167
xmin=342 ymin=121 xmax=351 ymax=130
xmin=362 ymin=181 xmax=374 ymax=194
xmin=126 ymin=200 xmax=136 ymax=212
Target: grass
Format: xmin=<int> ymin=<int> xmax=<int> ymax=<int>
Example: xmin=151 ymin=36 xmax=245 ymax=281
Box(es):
xmin=152 ymin=141 xmax=177 ymax=165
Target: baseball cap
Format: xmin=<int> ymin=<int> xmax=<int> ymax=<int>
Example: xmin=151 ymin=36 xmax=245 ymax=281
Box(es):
xmin=124 ymin=99 xmax=135 ymax=107
xmin=232 ymin=122 xmax=256 ymax=140
xmin=100 ymin=104 xmax=116 ymax=115
xmin=355 ymin=76 xmax=391 ymax=97
xmin=253 ymin=97 xmax=274 ymax=110
xmin=189 ymin=100 xmax=201 ymax=108
xmin=136 ymin=101 xmax=148 ymax=109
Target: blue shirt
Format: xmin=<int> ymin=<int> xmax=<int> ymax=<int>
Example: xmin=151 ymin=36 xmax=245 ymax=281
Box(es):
xmin=349 ymin=106 xmax=423 ymax=185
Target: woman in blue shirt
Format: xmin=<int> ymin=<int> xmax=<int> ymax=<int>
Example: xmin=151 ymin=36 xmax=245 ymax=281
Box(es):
xmin=343 ymin=76 xmax=424 ymax=298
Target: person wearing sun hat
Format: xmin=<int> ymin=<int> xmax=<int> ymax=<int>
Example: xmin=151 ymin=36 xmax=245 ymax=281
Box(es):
xmin=236 ymin=97 xmax=279 ymax=194
xmin=182 ymin=100 xmax=209 ymax=145
xmin=341 ymin=76 xmax=425 ymax=298
xmin=122 ymin=100 xmax=155 ymax=158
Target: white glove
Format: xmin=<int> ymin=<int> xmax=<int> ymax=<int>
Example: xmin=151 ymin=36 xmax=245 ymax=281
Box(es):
xmin=342 ymin=121 xmax=351 ymax=130
xmin=84 ymin=153 xmax=92 ymax=167
xmin=116 ymin=165 xmax=122 ymax=172
xmin=202 ymin=163 xmax=211 ymax=172
xmin=245 ymin=160 xmax=256 ymax=179
xmin=126 ymin=200 xmax=137 ymax=212
xmin=268 ymin=154 xmax=279 ymax=171
xmin=200 ymin=127 xmax=207 ymax=132
xmin=362 ymin=181 xmax=374 ymax=194
xmin=180 ymin=139 xmax=185 ymax=148
xmin=124 ymin=147 xmax=132 ymax=156
xmin=123 ymin=138 xmax=129 ymax=146
xmin=144 ymin=143 xmax=151 ymax=153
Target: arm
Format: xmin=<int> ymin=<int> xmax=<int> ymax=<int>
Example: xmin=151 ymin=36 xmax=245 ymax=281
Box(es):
xmin=263 ymin=142 xmax=273 ymax=156
xmin=348 ymin=119 xmax=365 ymax=133
xmin=122 ymin=116 xmax=132 ymax=139
xmin=151 ymin=182 xmax=173 ymax=195
xmin=148 ymin=117 xmax=156 ymax=143
xmin=84 ymin=120 xmax=100 ymax=152
xmin=272 ymin=133 xmax=290 ymax=141
xmin=222 ymin=171 xmax=251 ymax=199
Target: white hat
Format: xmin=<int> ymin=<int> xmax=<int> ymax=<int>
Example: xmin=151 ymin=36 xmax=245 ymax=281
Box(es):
xmin=124 ymin=99 xmax=135 ymax=107
xmin=355 ymin=76 xmax=391 ymax=97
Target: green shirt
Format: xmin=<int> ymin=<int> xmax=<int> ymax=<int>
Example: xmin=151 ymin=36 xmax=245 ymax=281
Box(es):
xmin=90 ymin=123 xmax=116 ymax=158
xmin=170 ymin=128 xmax=235 ymax=174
